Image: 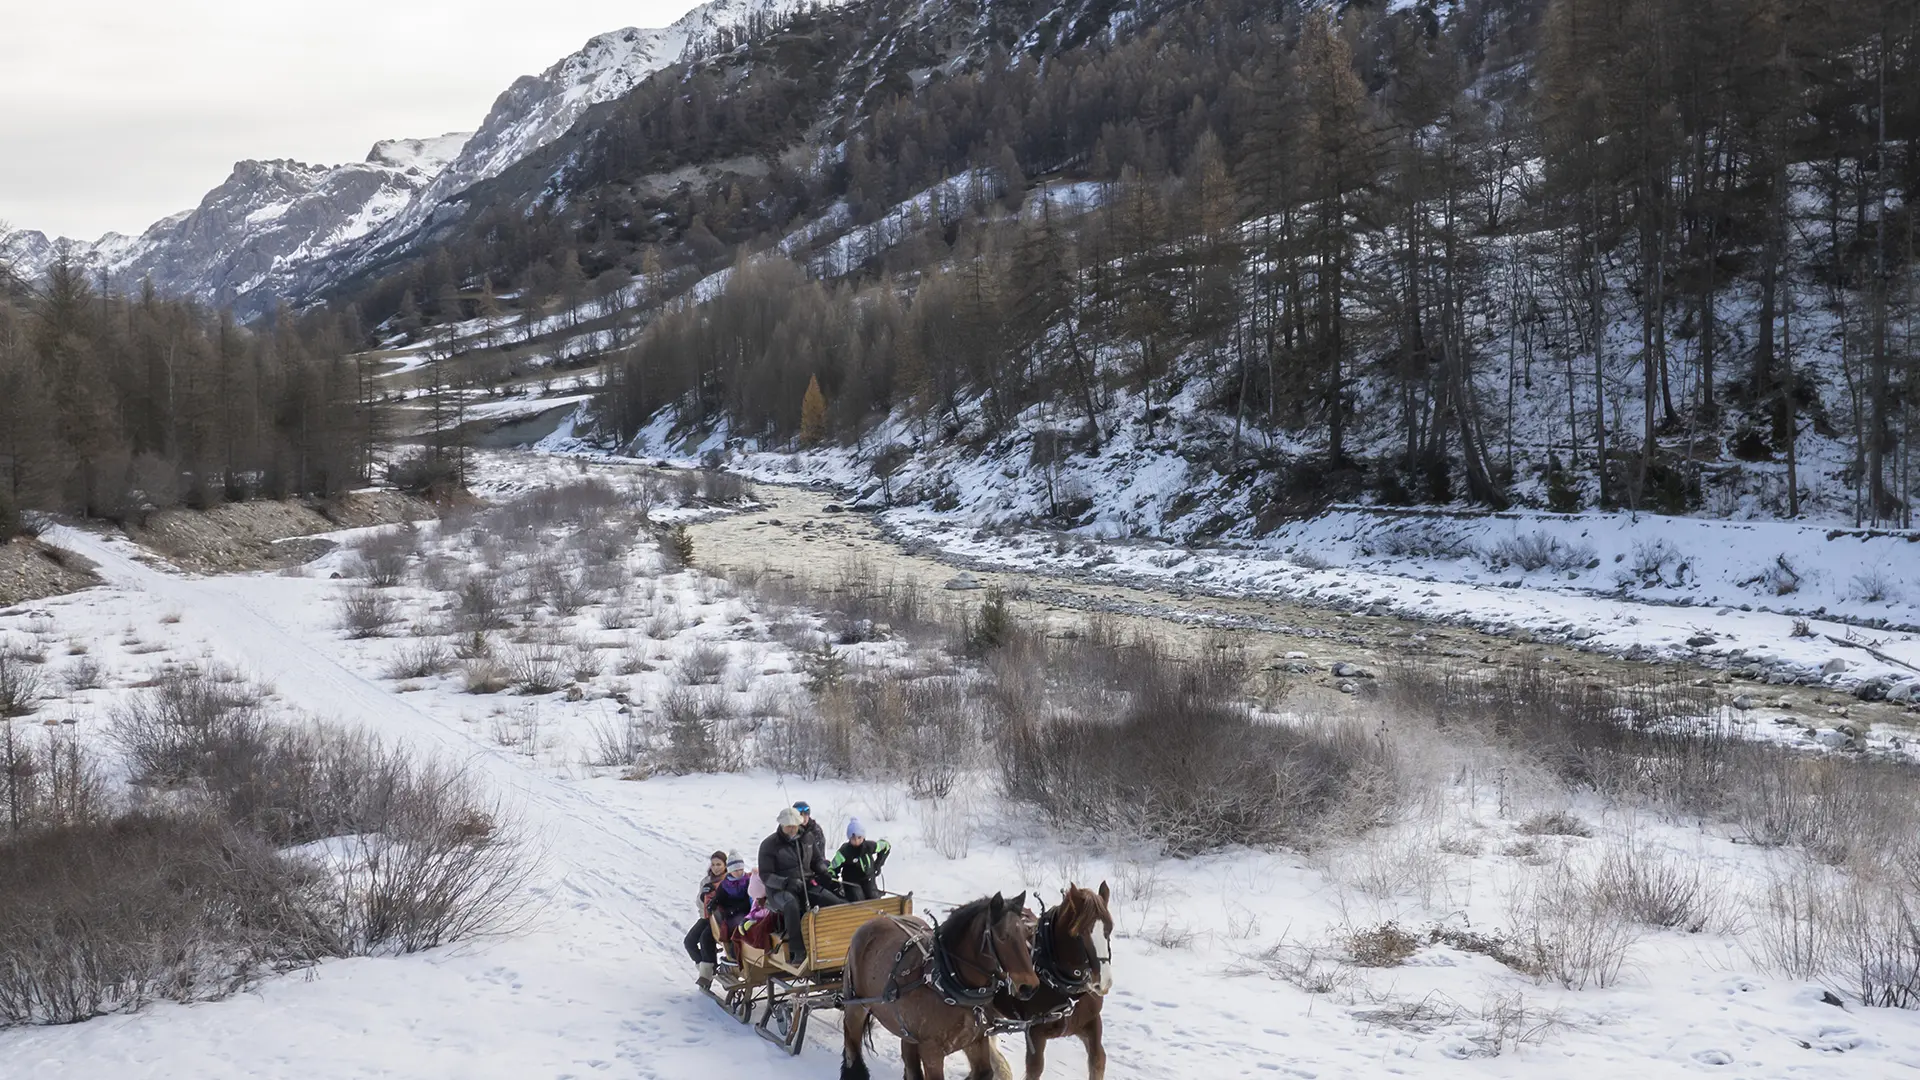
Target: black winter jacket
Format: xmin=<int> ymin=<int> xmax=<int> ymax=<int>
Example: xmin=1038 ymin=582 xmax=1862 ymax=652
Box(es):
xmin=758 ymin=829 xmax=806 ymax=896
xmin=798 ymin=819 xmax=834 ymax=882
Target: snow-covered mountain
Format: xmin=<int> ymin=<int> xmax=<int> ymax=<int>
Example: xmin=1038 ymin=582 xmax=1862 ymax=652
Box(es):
xmin=5 ymin=0 xmax=825 ymax=315
xmin=361 ymin=0 xmax=812 ymax=256
xmin=5 ymin=133 xmax=471 ymax=313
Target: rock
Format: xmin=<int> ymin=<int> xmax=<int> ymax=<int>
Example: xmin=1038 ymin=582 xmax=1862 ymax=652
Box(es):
xmin=943 ymin=573 xmax=984 ymax=591
xmin=1687 ymin=634 xmax=1717 ymax=647
xmin=1569 ymin=627 xmax=1599 ymax=641
xmin=564 ymin=685 xmax=584 ymax=702
xmin=1331 ymin=662 xmax=1374 ymax=679
xmin=1731 ymin=695 xmax=1755 ymax=710
xmin=1285 ymin=651 xmax=1309 ymax=660
xmin=1509 ymin=628 xmax=1535 ymax=644
xmin=766 ymin=518 xmax=783 ymax=526
xmin=1888 ymin=680 xmax=1919 ymax=704
xmin=1284 ymin=662 xmax=1312 ymax=674
xmin=1854 ymin=679 xmax=1891 ymax=702
xmin=1336 ymin=680 xmax=1358 ymax=694
xmin=1822 ymin=658 xmax=1850 ymax=677
xmin=1813 ymin=728 xmax=1855 ymax=750
xmin=825 ymin=504 xmax=844 ymax=513
xmin=1820 ymin=990 xmax=1846 ymax=1008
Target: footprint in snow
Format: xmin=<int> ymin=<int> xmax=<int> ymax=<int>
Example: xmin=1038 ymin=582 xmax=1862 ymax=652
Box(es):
xmin=1690 ymin=1050 xmax=1734 ymax=1065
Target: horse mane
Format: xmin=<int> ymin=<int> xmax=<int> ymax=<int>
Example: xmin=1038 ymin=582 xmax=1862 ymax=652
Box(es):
xmin=937 ymin=895 xmax=998 ymax=952
xmin=1060 ymin=884 xmax=1113 ymax=938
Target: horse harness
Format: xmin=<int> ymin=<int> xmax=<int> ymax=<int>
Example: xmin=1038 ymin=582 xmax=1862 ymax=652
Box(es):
xmin=843 ymin=906 xmax=1095 ymax=1042
xmin=841 ymin=910 xmax=1053 ymax=1041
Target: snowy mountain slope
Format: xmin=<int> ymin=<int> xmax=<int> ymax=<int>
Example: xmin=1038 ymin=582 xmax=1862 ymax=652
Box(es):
xmin=7 ymin=134 xmax=471 ymax=314
xmin=355 ymin=0 xmax=822 ymax=262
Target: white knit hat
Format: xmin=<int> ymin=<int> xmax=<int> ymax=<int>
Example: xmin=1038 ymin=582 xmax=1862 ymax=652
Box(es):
xmin=777 ymin=807 xmax=804 ymax=827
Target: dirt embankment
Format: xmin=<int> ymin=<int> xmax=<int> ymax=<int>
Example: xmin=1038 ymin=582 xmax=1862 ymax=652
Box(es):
xmin=0 ymin=539 xmax=101 ymax=607
xmin=125 ymin=490 xmax=442 ymax=575
xmin=687 ymin=483 xmax=1919 ymax=731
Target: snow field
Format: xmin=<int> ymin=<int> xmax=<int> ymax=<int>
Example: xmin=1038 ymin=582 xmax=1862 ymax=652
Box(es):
xmin=2 ymin=460 xmax=1919 ymax=1076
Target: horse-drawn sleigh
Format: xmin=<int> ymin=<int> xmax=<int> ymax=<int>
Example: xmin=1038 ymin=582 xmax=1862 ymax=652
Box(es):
xmin=700 ymin=884 xmax=1115 ymax=1080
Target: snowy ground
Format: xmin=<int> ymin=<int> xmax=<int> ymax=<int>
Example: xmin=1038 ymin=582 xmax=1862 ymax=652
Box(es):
xmin=5 ymin=462 xmax=1920 ymax=1078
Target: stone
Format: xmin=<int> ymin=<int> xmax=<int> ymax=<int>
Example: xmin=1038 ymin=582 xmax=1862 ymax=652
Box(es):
xmin=1331 ymin=662 xmax=1373 ymax=679
xmin=1686 ymin=634 xmax=1717 ymax=647
xmin=943 ymin=573 xmax=984 ymax=591
xmin=1731 ymin=695 xmax=1755 ymax=711
xmin=1821 ymin=658 xmax=1850 ymax=677
xmin=1336 ymin=680 xmax=1358 ymax=694
xmin=564 ymin=685 xmax=584 ymax=702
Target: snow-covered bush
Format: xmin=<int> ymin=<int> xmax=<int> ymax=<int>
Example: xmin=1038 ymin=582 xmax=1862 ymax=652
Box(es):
xmin=1490 ymin=532 xmax=1596 ymax=573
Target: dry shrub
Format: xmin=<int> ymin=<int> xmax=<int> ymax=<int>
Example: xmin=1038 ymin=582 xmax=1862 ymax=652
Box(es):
xmin=1754 ymin=855 xmax=1920 ymax=1009
xmin=1000 ymin=636 xmax=1397 ymax=855
xmin=675 ymin=641 xmax=730 ymax=685
xmin=1507 ymin=859 xmax=1644 ymax=990
xmin=1587 ymin=841 xmax=1723 ymax=933
xmin=350 ymin=528 xmax=416 ymax=587
xmin=1347 ymin=921 xmax=1422 ymax=967
xmin=1517 ymin=810 xmax=1592 ymax=838
xmin=0 ymin=814 xmax=330 ymax=1026
xmin=1392 ymin=664 xmax=1920 ymax=869
xmin=0 ymin=644 xmax=45 ymax=718
xmin=503 ymin=643 xmax=565 ymax=695
xmin=1 ymin=725 xmax=107 ymax=836
xmin=383 ymin=640 xmax=453 ymax=680
xmin=337 ymin=587 xmax=400 ymax=638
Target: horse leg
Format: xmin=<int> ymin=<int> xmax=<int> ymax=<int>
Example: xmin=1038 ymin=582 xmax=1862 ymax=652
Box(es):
xmin=960 ymin=1037 xmax=1005 ymax=1080
xmin=902 ymin=1041 xmax=934 ymax=1080
xmin=1023 ymin=1031 xmax=1048 ymax=1080
xmin=1080 ymin=1015 xmax=1107 ymax=1080
xmin=840 ymin=1004 xmax=870 ymax=1080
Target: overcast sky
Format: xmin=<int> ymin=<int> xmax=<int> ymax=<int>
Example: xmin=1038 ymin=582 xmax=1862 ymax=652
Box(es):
xmin=1 ymin=0 xmax=693 ymax=241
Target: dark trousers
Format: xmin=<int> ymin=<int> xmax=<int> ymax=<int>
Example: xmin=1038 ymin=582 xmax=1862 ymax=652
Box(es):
xmin=840 ymin=879 xmax=881 ymax=901
xmin=769 ymin=890 xmax=806 ymax=959
xmin=684 ymin=919 xmax=716 ymax=965
xmin=807 ymin=881 xmax=848 ymax=907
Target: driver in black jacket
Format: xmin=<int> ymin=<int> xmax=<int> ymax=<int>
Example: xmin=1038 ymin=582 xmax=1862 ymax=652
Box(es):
xmin=757 ymin=806 xmax=843 ymax=962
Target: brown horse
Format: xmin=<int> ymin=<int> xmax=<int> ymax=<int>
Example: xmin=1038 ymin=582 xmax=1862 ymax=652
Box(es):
xmin=841 ymin=893 xmax=1041 ymax=1080
xmin=995 ymin=883 xmax=1115 ymax=1080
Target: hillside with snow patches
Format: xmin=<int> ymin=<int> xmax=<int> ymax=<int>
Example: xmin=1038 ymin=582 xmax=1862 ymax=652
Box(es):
xmin=2 ymin=0 xmax=819 ymax=315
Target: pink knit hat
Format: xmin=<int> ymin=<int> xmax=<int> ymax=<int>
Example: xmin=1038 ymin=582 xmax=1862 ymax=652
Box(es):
xmin=748 ymin=871 xmax=767 ymax=901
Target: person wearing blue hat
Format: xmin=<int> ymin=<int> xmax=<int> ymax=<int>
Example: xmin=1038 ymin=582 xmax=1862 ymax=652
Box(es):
xmin=792 ymin=799 xmax=845 ymax=904
xmin=830 ymin=817 xmax=891 ymax=900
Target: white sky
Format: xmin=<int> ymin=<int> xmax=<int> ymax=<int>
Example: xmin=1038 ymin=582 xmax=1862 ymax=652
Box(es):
xmin=0 ymin=0 xmax=695 ymax=241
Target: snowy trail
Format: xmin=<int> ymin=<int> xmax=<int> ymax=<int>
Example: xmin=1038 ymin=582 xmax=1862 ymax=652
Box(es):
xmin=13 ymin=530 xmax=794 ymax=1078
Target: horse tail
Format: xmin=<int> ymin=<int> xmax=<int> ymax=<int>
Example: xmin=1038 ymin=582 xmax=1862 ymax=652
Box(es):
xmin=840 ymin=1007 xmax=872 ymax=1080
xmin=841 ymin=949 xmax=872 ymax=1080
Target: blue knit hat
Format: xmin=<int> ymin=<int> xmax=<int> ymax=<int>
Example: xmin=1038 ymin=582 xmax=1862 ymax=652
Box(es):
xmin=847 ymin=817 xmax=865 ymax=840
xmin=793 ymin=800 xmax=811 ymax=815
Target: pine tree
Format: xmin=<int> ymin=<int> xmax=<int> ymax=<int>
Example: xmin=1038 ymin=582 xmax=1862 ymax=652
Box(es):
xmin=800 ymin=374 xmax=828 ymax=447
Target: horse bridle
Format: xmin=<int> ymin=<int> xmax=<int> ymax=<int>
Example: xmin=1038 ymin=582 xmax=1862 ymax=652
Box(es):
xmin=1033 ymin=904 xmax=1110 ymax=996
xmin=940 ymin=906 xmax=1026 ymax=1000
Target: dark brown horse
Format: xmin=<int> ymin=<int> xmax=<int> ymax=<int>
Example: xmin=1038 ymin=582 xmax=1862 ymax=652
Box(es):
xmin=841 ymin=893 xmax=1040 ymax=1080
xmin=995 ymin=883 xmax=1114 ymax=1080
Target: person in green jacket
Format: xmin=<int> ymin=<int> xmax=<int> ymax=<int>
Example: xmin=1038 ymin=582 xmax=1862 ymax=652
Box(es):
xmin=830 ymin=817 xmax=891 ymax=900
